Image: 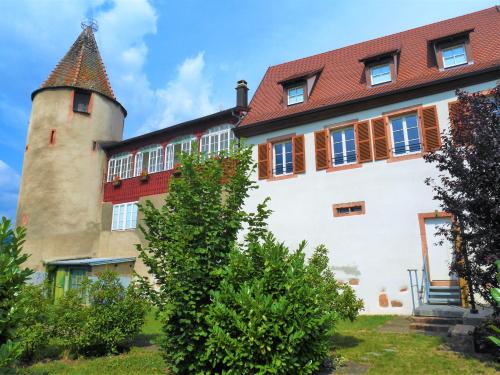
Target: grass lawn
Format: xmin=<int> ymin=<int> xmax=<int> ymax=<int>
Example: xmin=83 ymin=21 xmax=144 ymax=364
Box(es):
xmin=23 ymin=314 xmax=498 ymax=374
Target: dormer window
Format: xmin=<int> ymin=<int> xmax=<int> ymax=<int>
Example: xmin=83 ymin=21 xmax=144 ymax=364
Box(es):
xmin=442 ymin=44 xmax=467 ymax=68
xmin=73 ymin=90 xmax=91 ymax=113
xmin=370 ymin=63 xmax=391 ymax=85
xmin=287 ymin=85 xmax=304 ymax=105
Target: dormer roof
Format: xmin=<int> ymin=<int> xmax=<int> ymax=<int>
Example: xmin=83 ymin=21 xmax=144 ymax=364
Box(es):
xmin=239 ymin=6 xmax=500 ymax=130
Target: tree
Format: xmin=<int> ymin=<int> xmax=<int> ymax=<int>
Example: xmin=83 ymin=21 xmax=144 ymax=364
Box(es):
xmin=137 ymin=145 xmax=362 ymax=373
xmin=0 ymin=217 xmax=33 ymax=368
xmin=424 ymin=85 xmax=500 ymax=305
xmin=136 ymin=145 xmax=256 ymax=373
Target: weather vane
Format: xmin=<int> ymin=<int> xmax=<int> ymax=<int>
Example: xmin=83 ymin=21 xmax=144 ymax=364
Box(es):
xmin=81 ymin=18 xmax=98 ymax=32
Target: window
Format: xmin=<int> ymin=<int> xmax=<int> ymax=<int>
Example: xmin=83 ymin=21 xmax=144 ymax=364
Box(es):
xmin=333 ymin=201 xmax=365 ymax=217
xmin=165 ymin=136 xmax=195 ymax=170
xmin=69 ymin=269 xmax=87 ymax=291
xmin=273 ymin=140 xmax=293 ymax=176
xmin=287 ymin=85 xmax=304 ymax=105
xmin=442 ymin=44 xmax=467 ymax=68
xmin=134 ymin=145 xmax=164 ymax=176
xmin=200 ymin=124 xmax=235 ymax=156
xmin=370 ymin=64 xmax=391 ymax=85
xmin=331 ymin=127 xmax=356 ymax=166
xmin=107 ymin=153 xmax=133 ymax=182
xmin=111 ymin=202 xmax=138 ymax=231
xmin=73 ymin=91 xmax=91 ymax=113
xmin=390 ymin=113 xmax=422 ymax=156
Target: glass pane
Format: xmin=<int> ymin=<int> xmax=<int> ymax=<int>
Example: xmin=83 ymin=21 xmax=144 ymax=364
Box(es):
xmin=407 ymin=127 xmax=420 ymax=141
xmin=391 ymin=118 xmax=403 ymax=131
xmin=405 ymin=114 xmax=418 ymax=128
xmin=393 ymin=129 xmax=405 ymax=144
xmin=332 ymin=131 xmax=342 ymax=143
xmin=333 ymin=141 xmax=343 ymax=156
xmin=345 ymin=139 xmax=356 ymax=152
xmin=394 ymin=141 xmax=406 ymax=155
xmin=344 ymin=128 xmax=355 ymax=140
xmin=408 ymin=140 xmax=421 ymax=152
xmin=454 ymin=53 xmax=467 ymax=65
xmin=346 ymin=150 xmax=356 ymax=163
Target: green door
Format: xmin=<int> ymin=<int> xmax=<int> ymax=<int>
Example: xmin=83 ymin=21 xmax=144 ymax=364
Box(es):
xmin=54 ymin=268 xmax=66 ymax=300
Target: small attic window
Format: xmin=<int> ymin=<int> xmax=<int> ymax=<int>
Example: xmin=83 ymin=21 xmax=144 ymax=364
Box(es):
xmin=442 ymin=44 xmax=467 ymax=68
xmin=430 ymin=29 xmax=473 ymax=71
xmin=287 ymin=85 xmax=305 ymax=105
xmin=73 ymin=90 xmax=91 ymax=113
xmin=370 ymin=63 xmax=391 ymax=85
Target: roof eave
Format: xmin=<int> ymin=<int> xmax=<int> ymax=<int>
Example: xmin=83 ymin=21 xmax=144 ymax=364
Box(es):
xmin=31 ymin=86 xmax=127 ymax=117
xmin=235 ymin=66 xmax=500 ymax=137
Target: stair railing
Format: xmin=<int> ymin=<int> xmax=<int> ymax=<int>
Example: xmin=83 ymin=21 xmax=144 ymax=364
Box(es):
xmin=407 ymin=255 xmax=431 ymax=314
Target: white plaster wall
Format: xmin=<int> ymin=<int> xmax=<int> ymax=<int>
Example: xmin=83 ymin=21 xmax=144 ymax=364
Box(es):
xmin=244 ymin=80 xmax=498 ymax=315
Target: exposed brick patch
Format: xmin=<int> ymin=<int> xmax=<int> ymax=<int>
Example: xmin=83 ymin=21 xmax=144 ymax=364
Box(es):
xmin=399 ymin=286 xmax=408 ymax=292
xmin=379 ymin=293 xmax=389 ymax=308
xmin=391 ymin=300 xmax=403 ymax=307
xmin=348 ymin=278 xmax=359 ymax=286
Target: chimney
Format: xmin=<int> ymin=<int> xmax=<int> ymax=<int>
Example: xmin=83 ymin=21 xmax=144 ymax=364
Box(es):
xmin=235 ymin=80 xmax=249 ymax=108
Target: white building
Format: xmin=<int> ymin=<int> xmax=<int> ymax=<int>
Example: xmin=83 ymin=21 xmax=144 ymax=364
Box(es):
xmin=235 ymin=7 xmax=500 ymax=314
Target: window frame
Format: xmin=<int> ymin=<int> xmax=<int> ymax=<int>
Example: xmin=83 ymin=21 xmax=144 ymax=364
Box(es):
xmin=272 ymin=139 xmax=294 ymax=177
xmin=165 ymin=136 xmax=196 ymax=170
xmin=330 ymin=125 xmax=357 ymax=167
xmin=73 ymin=90 xmax=92 ymax=114
xmin=200 ymin=124 xmax=235 ymax=157
xmin=287 ymin=84 xmax=306 ymax=106
xmin=388 ymin=112 xmax=422 ymax=157
xmin=111 ymin=201 xmax=138 ymax=231
xmin=332 ymin=201 xmax=366 ymax=218
xmin=441 ymin=43 xmax=468 ymax=69
xmin=370 ymin=63 xmax=392 ymax=86
xmin=107 ymin=153 xmax=133 ymax=182
xmin=134 ymin=145 xmax=164 ymax=176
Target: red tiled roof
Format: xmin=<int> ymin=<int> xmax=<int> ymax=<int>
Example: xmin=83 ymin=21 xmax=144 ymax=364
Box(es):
xmin=39 ymin=26 xmax=115 ymax=100
xmin=241 ymin=7 xmax=500 ymax=127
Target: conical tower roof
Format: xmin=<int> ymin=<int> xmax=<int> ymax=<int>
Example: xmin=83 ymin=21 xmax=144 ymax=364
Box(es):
xmin=39 ymin=26 xmax=115 ymax=100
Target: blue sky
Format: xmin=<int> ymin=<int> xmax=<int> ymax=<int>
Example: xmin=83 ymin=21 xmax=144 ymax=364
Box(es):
xmin=0 ymin=0 xmax=497 ymax=219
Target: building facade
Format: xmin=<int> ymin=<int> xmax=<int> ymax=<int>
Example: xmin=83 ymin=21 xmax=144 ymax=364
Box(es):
xmin=17 ymin=7 xmax=499 ymax=312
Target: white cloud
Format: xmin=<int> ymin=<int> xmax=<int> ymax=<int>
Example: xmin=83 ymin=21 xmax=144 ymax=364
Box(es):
xmin=1 ymin=0 xmax=217 ymax=137
xmin=0 ymin=160 xmax=20 ymax=220
xmin=138 ymin=52 xmax=216 ymax=133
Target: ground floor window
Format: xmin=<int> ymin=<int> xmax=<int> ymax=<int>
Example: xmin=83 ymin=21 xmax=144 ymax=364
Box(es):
xmin=112 ymin=202 xmax=138 ymax=231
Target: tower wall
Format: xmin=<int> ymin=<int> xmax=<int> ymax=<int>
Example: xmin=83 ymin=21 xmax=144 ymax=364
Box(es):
xmin=16 ymin=88 xmax=125 ymax=272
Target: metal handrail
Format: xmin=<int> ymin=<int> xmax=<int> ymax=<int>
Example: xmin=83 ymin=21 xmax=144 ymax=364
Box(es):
xmin=407 ymin=255 xmax=431 ymax=314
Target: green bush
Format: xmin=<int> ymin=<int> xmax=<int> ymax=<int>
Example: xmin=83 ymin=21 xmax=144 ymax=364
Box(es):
xmin=77 ymin=271 xmax=147 ymax=356
xmin=15 ymin=284 xmax=53 ymax=362
xmin=0 ymin=217 xmax=33 ymax=368
xmin=13 ymin=271 xmax=146 ymax=361
xmin=202 ymin=235 xmax=362 ymax=373
xmin=138 ymin=144 xmax=363 ymax=373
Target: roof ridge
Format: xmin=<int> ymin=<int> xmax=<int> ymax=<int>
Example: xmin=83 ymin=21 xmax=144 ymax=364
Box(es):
xmin=267 ymin=6 xmax=496 ymax=70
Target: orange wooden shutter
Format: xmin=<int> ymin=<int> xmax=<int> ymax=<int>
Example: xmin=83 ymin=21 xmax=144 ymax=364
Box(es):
xmin=421 ymin=105 xmax=441 ymax=152
xmin=355 ymin=121 xmax=372 ymax=163
xmin=371 ymin=117 xmax=389 ymax=160
xmin=257 ymin=143 xmax=270 ymax=179
xmin=292 ymin=135 xmax=306 ymax=174
xmin=314 ymin=130 xmax=330 ymax=170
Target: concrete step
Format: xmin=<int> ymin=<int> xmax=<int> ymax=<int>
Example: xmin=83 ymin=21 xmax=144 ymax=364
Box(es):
xmin=428 ymin=297 xmax=462 ymax=305
xmin=414 ymin=304 xmax=466 ymax=318
xmin=429 ymin=291 xmax=461 ymax=297
xmin=409 ymin=322 xmax=452 ymax=333
xmin=410 ymin=316 xmax=463 ymax=326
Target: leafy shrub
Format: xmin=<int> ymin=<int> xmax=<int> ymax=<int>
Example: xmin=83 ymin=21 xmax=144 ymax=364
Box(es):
xmin=77 ymin=271 xmax=147 ymax=356
xmin=15 ymin=284 xmax=53 ymax=362
xmin=138 ymin=145 xmax=363 ymax=373
xmin=0 ymin=217 xmax=33 ymax=368
xmin=12 ymin=271 xmax=146 ymax=361
xmin=202 ymin=235 xmax=362 ymax=373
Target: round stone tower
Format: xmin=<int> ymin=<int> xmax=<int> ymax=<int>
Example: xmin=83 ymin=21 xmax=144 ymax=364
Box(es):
xmin=16 ymin=25 xmax=127 ymax=274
